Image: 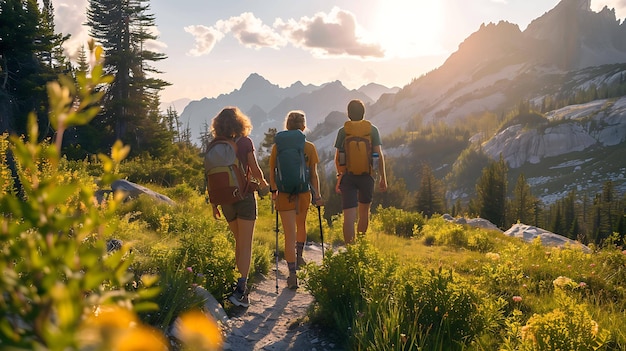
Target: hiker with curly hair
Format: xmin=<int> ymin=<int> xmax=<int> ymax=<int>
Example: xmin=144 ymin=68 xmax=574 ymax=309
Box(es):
xmin=209 ymin=106 xmax=269 ymax=307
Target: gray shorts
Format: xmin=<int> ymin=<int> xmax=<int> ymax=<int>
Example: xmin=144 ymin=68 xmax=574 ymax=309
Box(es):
xmin=221 ymin=193 xmax=257 ymax=222
xmin=339 ymin=174 xmax=374 ymax=209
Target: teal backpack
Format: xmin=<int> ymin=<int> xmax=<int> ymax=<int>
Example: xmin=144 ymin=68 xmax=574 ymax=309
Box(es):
xmin=274 ymin=130 xmax=310 ymax=194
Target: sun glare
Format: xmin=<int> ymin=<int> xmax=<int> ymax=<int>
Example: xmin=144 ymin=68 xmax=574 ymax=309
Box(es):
xmin=372 ymin=0 xmax=445 ymax=58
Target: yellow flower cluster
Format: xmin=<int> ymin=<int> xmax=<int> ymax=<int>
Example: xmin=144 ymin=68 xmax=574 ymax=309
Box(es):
xmin=79 ymin=306 xmax=223 ymax=351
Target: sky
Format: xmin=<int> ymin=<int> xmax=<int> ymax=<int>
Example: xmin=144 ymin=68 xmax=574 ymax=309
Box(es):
xmin=51 ymin=0 xmax=626 ymax=105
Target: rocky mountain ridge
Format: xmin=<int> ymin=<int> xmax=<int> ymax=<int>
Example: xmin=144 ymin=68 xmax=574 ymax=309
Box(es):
xmin=174 ymin=0 xmax=626 ymax=205
xmin=361 ymin=0 xmax=626 ymax=137
xmin=177 ymin=74 xmax=399 ymax=145
xmin=483 ymin=96 xmax=626 ymax=169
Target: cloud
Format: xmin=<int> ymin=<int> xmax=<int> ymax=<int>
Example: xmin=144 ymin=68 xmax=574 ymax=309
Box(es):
xmin=54 ymin=0 xmax=167 ymax=59
xmin=184 ymin=25 xmax=225 ymax=56
xmin=275 ymin=7 xmax=384 ymax=58
xmin=216 ymin=12 xmax=287 ymax=49
xmin=53 ymin=0 xmax=90 ymax=58
xmin=144 ymin=26 xmax=168 ymax=52
xmin=185 ymin=7 xmax=383 ymax=59
xmin=590 ymin=0 xmax=626 ymax=20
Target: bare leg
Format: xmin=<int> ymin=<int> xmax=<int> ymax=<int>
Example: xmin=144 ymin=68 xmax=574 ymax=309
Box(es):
xmin=343 ymin=207 xmax=357 ymax=244
xmin=227 ymin=220 xmax=240 ymax=265
xmin=279 ymin=210 xmax=297 ymax=264
xmin=295 ymin=208 xmax=308 ymax=244
xmin=232 ymin=218 xmax=255 ymax=279
xmin=357 ymin=202 xmax=371 ymax=234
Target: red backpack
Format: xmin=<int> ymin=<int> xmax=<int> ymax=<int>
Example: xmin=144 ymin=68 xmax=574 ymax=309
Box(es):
xmin=204 ymin=137 xmax=250 ymax=205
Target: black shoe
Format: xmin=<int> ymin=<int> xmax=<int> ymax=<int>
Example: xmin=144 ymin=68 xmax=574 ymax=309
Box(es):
xmin=228 ymin=289 xmax=249 ymax=307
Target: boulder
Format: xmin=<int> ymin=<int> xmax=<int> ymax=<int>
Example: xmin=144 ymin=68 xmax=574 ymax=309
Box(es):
xmin=194 ymin=286 xmax=230 ymax=329
xmin=443 ymin=214 xmax=502 ymax=232
xmin=504 ymin=223 xmax=591 ymax=253
xmin=111 ymin=179 xmax=175 ymax=205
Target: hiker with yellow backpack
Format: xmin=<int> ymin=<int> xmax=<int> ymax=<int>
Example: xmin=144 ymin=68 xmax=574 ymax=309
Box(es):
xmin=269 ymin=111 xmax=323 ymax=289
xmin=334 ymin=99 xmax=387 ymax=244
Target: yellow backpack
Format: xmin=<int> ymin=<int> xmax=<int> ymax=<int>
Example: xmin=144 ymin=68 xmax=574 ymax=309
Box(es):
xmin=344 ymin=120 xmax=372 ymax=175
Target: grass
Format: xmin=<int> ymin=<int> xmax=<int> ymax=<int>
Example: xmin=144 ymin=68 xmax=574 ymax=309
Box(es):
xmin=81 ymin=180 xmax=626 ymax=350
xmin=299 ymin=210 xmax=626 ymax=350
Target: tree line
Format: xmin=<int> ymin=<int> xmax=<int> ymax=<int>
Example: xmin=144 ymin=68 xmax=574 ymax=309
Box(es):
xmin=1 ymin=0 xmax=190 ymax=160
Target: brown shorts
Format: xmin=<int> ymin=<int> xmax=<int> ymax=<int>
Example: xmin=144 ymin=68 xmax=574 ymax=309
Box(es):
xmin=275 ymin=191 xmax=312 ymax=213
xmin=221 ymin=193 xmax=257 ymax=222
xmin=339 ymin=174 xmax=374 ymax=209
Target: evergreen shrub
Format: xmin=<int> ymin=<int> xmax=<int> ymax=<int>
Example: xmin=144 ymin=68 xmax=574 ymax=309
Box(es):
xmin=375 ymin=206 xmax=425 ymax=238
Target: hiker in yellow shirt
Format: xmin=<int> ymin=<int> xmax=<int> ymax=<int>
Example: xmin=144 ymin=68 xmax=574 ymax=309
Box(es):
xmin=270 ymin=111 xmax=324 ymax=289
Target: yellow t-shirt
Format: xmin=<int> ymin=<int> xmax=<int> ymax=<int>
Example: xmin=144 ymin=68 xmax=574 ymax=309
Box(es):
xmin=269 ymin=141 xmax=319 ymax=177
xmin=270 ymin=140 xmax=319 ymax=212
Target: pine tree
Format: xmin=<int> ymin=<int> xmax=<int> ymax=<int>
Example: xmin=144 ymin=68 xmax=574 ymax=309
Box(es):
xmin=551 ymin=205 xmax=566 ymax=236
xmin=163 ymin=106 xmax=182 ymax=143
xmin=260 ymin=128 xmax=278 ymax=157
xmin=415 ymin=164 xmax=445 ymax=217
xmin=86 ymin=0 xmax=169 ymax=154
xmin=510 ymin=173 xmax=535 ymax=224
xmin=38 ymin=0 xmax=69 ymax=71
xmin=592 ymin=181 xmax=616 ymax=244
xmin=562 ymin=191 xmax=578 ymax=238
xmin=75 ymin=44 xmax=91 ymax=73
xmin=0 ymin=0 xmax=62 ymax=135
xmin=476 ymin=155 xmax=508 ymax=228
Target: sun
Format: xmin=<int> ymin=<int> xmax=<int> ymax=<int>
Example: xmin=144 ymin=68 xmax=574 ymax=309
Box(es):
xmin=371 ymin=0 xmax=445 ymax=58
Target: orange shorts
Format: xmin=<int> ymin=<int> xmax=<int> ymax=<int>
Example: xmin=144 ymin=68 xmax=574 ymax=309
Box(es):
xmin=275 ymin=191 xmax=312 ymax=213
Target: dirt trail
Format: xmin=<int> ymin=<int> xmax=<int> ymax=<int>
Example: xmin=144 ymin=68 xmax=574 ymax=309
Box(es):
xmin=223 ymin=242 xmax=343 ymax=351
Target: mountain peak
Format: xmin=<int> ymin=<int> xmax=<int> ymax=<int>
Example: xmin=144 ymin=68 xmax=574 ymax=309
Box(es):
xmin=524 ymin=0 xmax=626 ymax=70
xmin=240 ymin=73 xmax=277 ymax=92
xmin=319 ymin=80 xmax=347 ymax=90
xmin=557 ymin=0 xmax=591 ymax=12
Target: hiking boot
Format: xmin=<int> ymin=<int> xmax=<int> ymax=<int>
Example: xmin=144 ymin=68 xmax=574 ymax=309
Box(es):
xmin=296 ymin=256 xmax=306 ymax=270
xmin=228 ymin=289 xmax=249 ymax=307
xmin=287 ymin=274 xmax=298 ymax=290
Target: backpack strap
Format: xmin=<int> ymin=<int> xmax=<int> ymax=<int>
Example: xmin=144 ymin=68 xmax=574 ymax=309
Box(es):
xmin=234 ymin=136 xmax=255 ymax=195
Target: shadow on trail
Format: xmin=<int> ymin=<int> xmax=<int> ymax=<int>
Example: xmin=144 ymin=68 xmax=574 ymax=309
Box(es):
xmin=224 ymin=242 xmax=344 ymax=350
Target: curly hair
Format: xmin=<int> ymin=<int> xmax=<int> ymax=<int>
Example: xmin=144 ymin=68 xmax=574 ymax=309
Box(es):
xmin=284 ymin=110 xmax=306 ymax=131
xmin=211 ymin=106 xmax=253 ymax=138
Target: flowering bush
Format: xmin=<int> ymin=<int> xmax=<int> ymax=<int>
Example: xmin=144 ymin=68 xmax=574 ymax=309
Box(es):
xmin=374 ymin=206 xmax=425 ymax=238
xmin=518 ymin=292 xmax=611 ymax=351
xmin=302 ymin=240 xmax=397 ymax=340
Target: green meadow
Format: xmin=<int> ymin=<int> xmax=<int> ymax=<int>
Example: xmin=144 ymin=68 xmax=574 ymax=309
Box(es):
xmin=1 ymin=43 xmax=625 ymax=351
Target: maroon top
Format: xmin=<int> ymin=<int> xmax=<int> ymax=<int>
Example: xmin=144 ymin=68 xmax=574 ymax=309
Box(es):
xmin=236 ymin=136 xmax=254 ymax=171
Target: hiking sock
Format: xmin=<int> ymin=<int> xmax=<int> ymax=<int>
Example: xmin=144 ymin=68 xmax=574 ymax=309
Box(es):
xmin=296 ymin=242 xmax=304 ymax=258
xmin=236 ymin=277 xmax=247 ymax=293
xmin=287 ymin=262 xmax=297 ymax=274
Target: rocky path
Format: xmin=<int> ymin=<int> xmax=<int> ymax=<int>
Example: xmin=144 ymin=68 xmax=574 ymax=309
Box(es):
xmin=223 ymin=242 xmax=343 ymax=351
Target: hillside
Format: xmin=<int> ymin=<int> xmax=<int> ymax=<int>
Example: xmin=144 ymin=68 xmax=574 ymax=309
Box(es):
xmin=174 ymin=0 xmax=626 ymax=206
xmin=308 ymin=0 xmax=626 ymax=205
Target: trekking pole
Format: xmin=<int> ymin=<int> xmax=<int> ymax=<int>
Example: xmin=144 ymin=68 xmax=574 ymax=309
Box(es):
xmin=317 ymin=205 xmax=324 ymax=257
xmin=272 ymin=197 xmax=279 ymax=294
